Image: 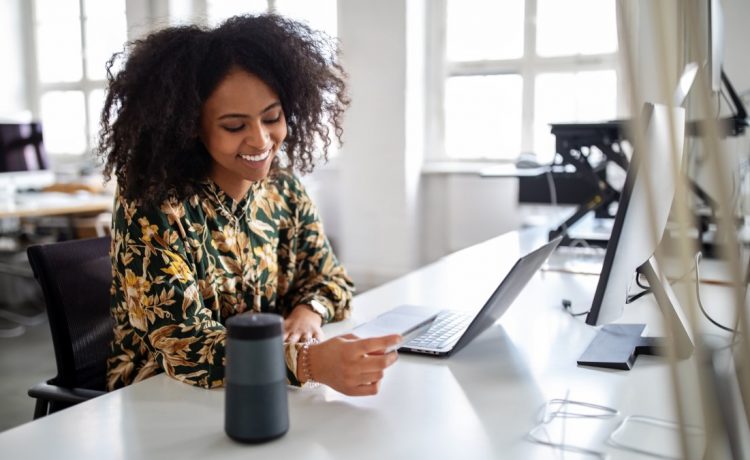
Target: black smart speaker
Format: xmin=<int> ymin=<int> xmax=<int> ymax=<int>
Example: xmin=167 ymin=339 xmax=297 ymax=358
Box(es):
xmin=225 ymin=312 xmax=289 ymax=443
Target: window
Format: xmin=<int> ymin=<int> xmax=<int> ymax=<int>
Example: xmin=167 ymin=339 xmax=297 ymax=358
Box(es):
xmin=32 ymin=0 xmax=127 ymax=156
xmin=207 ymin=0 xmax=337 ymax=38
xmin=28 ymin=0 xmax=336 ymax=158
xmin=431 ymin=0 xmax=620 ymax=163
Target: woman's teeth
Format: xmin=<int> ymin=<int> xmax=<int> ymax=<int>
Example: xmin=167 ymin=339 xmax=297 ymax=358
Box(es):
xmin=240 ymin=151 xmax=270 ymax=162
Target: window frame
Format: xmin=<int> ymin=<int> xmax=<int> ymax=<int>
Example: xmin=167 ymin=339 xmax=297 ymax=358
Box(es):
xmin=27 ymin=0 xmax=128 ymax=160
xmin=425 ymin=0 xmax=623 ymax=163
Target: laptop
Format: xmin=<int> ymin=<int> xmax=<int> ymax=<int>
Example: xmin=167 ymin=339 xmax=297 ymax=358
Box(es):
xmin=395 ymin=237 xmax=562 ymax=357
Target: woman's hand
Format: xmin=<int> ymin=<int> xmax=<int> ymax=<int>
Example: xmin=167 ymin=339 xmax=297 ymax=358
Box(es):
xmin=284 ymin=304 xmax=325 ymax=344
xmin=304 ymin=334 xmax=401 ymax=396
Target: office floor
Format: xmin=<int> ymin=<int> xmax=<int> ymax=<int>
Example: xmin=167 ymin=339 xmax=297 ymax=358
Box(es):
xmin=0 ymin=307 xmax=55 ymax=433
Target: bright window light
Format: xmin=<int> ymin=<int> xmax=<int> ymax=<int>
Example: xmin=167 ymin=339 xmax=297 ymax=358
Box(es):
xmin=276 ymin=0 xmax=338 ymax=38
xmin=536 ymin=0 xmax=617 ymax=57
xmin=88 ymin=89 xmax=106 ymax=147
xmin=84 ymin=0 xmax=127 ymax=80
xmin=41 ymin=91 xmax=87 ymax=155
xmin=207 ymin=0 xmax=268 ymax=26
xmin=35 ymin=0 xmax=82 ymax=83
xmin=534 ymin=70 xmax=617 ymax=161
xmin=446 ymin=0 xmax=524 ymax=62
xmin=445 ymin=75 xmax=523 ymax=160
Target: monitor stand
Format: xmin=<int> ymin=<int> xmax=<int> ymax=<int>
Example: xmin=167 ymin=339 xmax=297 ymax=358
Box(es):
xmin=577 ymin=257 xmax=695 ymax=370
xmin=578 ymin=324 xmax=661 ymax=370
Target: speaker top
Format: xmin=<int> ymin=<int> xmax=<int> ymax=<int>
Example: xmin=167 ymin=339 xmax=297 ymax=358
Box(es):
xmin=226 ymin=312 xmax=283 ymax=340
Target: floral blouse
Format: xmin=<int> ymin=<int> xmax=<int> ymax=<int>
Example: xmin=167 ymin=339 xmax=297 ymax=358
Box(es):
xmin=106 ymin=170 xmax=354 ymax=391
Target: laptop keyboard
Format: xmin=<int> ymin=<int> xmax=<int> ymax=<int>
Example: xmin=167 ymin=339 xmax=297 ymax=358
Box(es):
xmin=405 ymin=310 xmax=472 ymax=349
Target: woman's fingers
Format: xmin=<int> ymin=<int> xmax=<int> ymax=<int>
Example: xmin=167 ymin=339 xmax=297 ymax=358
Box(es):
xmin=359 ymin=352 xmax=398 ymax=372
xmin=286 ymin=332 xmax=301 ymax=344
xmin=348 ymin=381 xmax=381 ymax=397
xmin=303 ymin=334 xmax=402 ymax=396
xmin=358 ymin=370 xmax=385 ymax=385
xmin=283 ymin=316 xmax=324 ymax=344
xmin=356 ymin=334 xmax=402 ymax=355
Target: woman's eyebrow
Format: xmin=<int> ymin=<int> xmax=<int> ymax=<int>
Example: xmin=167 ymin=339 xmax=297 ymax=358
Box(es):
xmin=218 ymin=101 xmax=282 ymax=120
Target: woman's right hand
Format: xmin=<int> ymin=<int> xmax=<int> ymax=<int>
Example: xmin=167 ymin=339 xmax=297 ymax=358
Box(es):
xmin=306 ymin=334 xmax=401 ymax=396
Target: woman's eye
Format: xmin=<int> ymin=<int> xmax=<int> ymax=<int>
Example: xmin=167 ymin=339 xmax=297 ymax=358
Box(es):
xmin=263 ymin=114 xmax=282 ymax=124
xmin=223 ymin=125 xmax=244 ymax=133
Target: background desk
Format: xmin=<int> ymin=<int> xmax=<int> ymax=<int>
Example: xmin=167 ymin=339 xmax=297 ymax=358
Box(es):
xmin=0 ymin=191 xmax=112 ymax=219
xmin=0 ymin=229 xmax=710 ymax=459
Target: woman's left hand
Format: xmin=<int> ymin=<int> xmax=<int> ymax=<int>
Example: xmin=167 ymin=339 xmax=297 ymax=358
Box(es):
xmin=284 ymin=305 xmax=325 ymax=344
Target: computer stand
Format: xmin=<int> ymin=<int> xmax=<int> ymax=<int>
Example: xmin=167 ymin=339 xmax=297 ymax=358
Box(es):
xmin=577 ymin=257 xmax=695 ymax=370
xmin=547 ymin=121 xmax=629 ymax=247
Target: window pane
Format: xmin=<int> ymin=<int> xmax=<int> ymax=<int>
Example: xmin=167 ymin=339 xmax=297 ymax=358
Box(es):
xmin=84 ymin=0 xmax=127 ymax=80
xmin=88 ymin=89 xmax=106 ymax=147
xmin=536 ymin=0 xmax=617 ymax=57
xmin=35 ymin=0 xmax=82 ymax=82
xmin=169 ymin=0 xmax=195 ymax=25
xmin=446 ymin=0 xmax=524 ymax=62
xmin=207 ymin=0 xmax=268 ymax=26
xmin=276 ymin=0 xmax=337 ymax=38
xmin=445 ymin=75 xmax=523 ymax=160
xmin=534 ymin=71 xmax=617 ymax=162
xmin=41 ymin=91 xmax=87 ymax=155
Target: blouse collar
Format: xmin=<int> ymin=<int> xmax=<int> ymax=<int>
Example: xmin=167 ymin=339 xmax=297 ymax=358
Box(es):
xmin=202 ymin=178 xmax=267 ymax=219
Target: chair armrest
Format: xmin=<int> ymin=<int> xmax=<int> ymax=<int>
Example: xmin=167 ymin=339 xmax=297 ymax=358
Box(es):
xmin=28 ymin=381 xmax=106 ymax=405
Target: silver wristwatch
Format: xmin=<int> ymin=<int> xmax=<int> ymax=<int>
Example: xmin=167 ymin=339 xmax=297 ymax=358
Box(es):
xmin=306 ymin=299 xmax=328 ymax=322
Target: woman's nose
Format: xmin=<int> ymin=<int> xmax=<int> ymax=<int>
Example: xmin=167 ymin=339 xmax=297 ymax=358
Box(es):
xmin=243 ymin=122 xmax=270 ymax=149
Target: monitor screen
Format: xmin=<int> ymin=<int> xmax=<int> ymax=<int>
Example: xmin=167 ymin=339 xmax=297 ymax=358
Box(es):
xmin=586 ymin=103 xmax=686 ymax=326
xmin=0 ymin=122 xmax=55 ymax=190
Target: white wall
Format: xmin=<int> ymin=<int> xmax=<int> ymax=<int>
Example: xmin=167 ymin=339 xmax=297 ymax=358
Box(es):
xmin=0 ymin=0 xmax=29 ymax=120
xmin=335 ymin=0 xmax=419 ymax=287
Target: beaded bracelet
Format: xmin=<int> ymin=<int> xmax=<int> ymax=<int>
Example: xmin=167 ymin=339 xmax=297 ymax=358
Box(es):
xmin=300 ymin=338 xmax=320 ymax=388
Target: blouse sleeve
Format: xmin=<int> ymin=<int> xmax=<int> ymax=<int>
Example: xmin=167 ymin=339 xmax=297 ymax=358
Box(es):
xmin=285 ymin=177 xmax=355 ymax=323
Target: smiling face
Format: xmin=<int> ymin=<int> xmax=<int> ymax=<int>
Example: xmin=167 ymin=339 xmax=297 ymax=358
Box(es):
xmin=200 ymin=69 xmax=288 ymax=200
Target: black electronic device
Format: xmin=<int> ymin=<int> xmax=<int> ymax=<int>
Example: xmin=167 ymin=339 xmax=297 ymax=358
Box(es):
xmin=545 ymin=63 xmax=702 ymax=248
xmin=0 ymin=122 xmax=55 ymax=190
xmin=578 ymin=103 xmax=694 ymax=370
xmin=225 ymin=313 xmax=289 ymax=443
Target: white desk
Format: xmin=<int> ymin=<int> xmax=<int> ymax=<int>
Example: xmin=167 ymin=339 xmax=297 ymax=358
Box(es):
xmin=0 ymin=191 xmax=112 ymax=219
xmin=0 ymin=229 xmax=713 ymax=459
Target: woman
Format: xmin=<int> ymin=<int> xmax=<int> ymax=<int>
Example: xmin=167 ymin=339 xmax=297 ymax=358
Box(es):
xmin=99 ymin=14 xmax=399 ymax=396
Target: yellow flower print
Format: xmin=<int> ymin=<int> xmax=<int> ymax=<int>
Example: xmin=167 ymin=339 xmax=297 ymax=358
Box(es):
xmin=253 ymin=243 xmax=278 ymax=276
xmin=161 ymin=250 xmax=194 ymax=283
xmin=123 ymin=269 xmax=153 ymax=332
xmin=138 ymin=217 xmax=159 ymax=242
xmin=123 ymin=269 xmax=152 ymax=302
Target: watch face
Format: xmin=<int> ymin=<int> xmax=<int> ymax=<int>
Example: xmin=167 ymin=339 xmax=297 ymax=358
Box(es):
xmin=309 ymin=300 xmax=327 ymax=317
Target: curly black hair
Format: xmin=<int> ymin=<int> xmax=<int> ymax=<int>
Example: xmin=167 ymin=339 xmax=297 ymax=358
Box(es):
xmin=97 ymin=14 xmax=349 ymax=207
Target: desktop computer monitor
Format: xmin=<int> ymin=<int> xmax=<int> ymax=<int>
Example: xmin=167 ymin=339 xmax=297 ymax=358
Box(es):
xmin=0 ymin=122 xmax=55 ymax=190
xmin=578 ymin=103 xmax=694 ymax=370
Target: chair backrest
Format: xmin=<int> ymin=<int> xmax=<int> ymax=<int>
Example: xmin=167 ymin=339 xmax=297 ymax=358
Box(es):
xmin=27 ymin=236 xmax=113 ymax=391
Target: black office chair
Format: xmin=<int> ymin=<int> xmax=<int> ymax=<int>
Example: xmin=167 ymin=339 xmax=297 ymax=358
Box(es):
xmin=26 ymin=236 xmax=114 ymax=419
